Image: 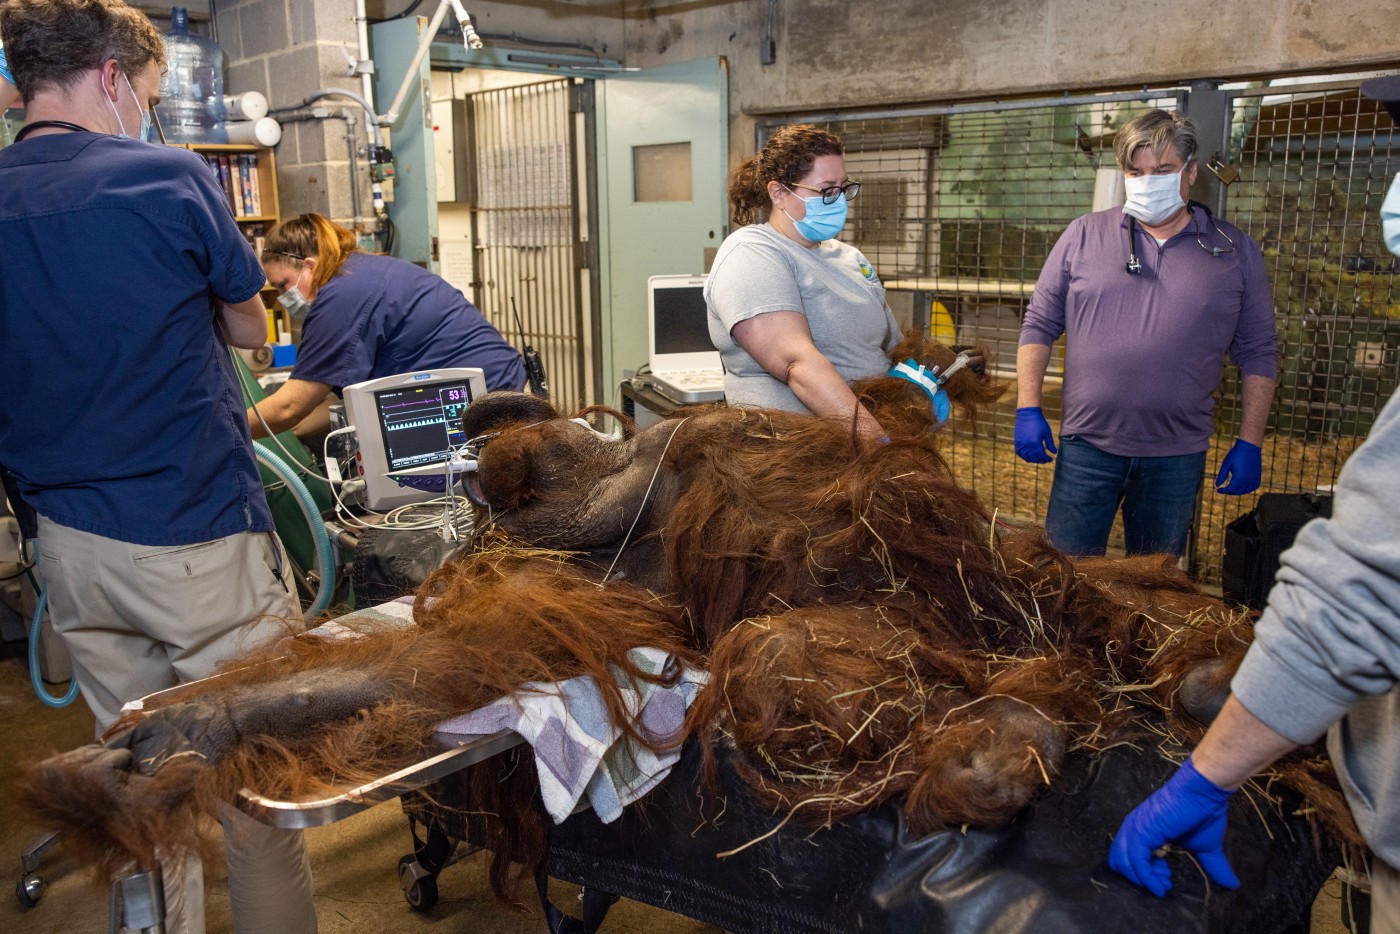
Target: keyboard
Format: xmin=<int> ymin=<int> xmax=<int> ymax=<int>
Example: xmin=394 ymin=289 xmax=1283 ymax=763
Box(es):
xmin=651 ymin=369 xmax=726 ymax=404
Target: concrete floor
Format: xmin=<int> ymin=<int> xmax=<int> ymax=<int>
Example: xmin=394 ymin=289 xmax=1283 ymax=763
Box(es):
xmin=0 ymin=643 xmax=1360 ymax=934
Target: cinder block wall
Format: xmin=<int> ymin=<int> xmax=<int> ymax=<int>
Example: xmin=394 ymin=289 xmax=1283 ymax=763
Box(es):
xmin=218 ymin=0 xmax=1391 ymax=225
xmin=218 ymin=0 xmax=368 ymax=225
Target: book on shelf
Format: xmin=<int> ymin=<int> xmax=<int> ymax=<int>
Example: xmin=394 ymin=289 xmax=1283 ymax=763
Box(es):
xmin=198 ymin=151 xmax=269 ymax=219
xmin=216 ymin=154 xmax=240 ymax=217
xmin=238 ymin=155 xmax=254 ymax=218
xmin=247 ymin=156 xmax=263 ymax=216
xmin=240 ymin=221 xmax=268 ymax=261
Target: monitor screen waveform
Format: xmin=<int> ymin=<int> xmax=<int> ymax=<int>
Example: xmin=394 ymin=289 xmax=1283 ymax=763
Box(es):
xmin=374 ymin=381 xmax=473 ymax=471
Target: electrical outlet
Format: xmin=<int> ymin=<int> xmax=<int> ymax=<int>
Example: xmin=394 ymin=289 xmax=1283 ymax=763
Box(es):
xmin=1355 ymin=342 xmax=1385 ymax=368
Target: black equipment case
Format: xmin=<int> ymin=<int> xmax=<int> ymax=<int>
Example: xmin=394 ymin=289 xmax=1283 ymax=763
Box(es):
xmin=1222 ymin=492 xmax=1333 ymax=610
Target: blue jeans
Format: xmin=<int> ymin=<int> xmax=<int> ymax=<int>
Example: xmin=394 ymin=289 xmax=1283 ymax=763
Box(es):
xmin=1044 ymin=435 xmax=1206 ymax=558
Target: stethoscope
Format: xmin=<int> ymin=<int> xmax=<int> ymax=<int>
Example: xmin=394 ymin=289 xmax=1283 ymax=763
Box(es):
xmin=1126 ymin=200 xmax=1237 ymax=274
xmin=12 ymin=120 xmax=89 ymax=142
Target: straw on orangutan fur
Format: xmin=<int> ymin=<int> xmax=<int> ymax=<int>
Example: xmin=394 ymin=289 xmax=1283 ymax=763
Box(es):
xmin=14 ymin=335 xmax=1362 ymax=895
xmin=16 ymin=544 xmax=698 ymax=888
xmin=689 ymin=531 xmax=1356 ymax=854
xmin=661 ymin=414 xmax=1358 ymax=856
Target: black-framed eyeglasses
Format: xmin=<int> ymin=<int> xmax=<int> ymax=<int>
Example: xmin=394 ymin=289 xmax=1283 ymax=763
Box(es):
xmin=789 ymin=180 xmax=861 ymax=204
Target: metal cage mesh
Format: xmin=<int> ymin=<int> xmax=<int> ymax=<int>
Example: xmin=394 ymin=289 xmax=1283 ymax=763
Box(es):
xmin=761 ymin=80 xmax=1399 ymax=585
xmin=465 ymin=79 xmax=593 ymax=416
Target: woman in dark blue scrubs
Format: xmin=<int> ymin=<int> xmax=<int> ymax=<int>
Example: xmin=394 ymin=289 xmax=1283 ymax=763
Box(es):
xmin=248 ymin=212 xmax=525 ymax=437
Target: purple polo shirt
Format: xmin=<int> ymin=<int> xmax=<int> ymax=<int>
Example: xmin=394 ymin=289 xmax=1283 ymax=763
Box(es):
xmin=1020 ymin=205 xmax=1277 ymax=457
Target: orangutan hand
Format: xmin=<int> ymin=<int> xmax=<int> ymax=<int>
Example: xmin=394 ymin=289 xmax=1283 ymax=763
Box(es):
xmin=950 ymin=344 xmax=989 ymax=381
xmin=22 ymin=741 xmax=176 ymax=815
xmin=33 ymin=743 xmax=136 ymax=789
xmin=105 ymin=701 xmax=234 ymax=774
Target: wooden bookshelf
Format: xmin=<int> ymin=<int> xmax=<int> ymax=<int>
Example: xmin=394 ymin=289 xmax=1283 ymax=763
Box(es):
xmin=173 ymin=143 xmax=280 ymax=258
xmin=175 ymin=143 xmax=284 ymax=331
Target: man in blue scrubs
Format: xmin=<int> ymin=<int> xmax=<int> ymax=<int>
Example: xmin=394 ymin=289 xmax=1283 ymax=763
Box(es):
xmin=0 ymin=1 xmax=315 ymax=930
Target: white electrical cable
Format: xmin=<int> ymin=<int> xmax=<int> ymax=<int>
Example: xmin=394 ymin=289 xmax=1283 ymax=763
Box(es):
xmin=448 ymin=0 xmax=484 ymax=49
xmin=234 ymin=352 xmax=340 ymax=491
xmin=319 ymin=423 xmax=478 ymax=535
xmin=599 ymin=416 xmax=689 ymax=584
xmin=318 ymin=426 xmax=382 ymax=529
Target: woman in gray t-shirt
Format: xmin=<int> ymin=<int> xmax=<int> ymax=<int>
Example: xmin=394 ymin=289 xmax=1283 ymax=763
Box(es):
xmin=705 ymin=124 xmax=900 ymax=441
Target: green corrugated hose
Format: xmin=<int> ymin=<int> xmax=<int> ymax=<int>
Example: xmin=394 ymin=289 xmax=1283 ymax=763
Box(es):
xmin=232 ymin=352 xmax=336 ymax=590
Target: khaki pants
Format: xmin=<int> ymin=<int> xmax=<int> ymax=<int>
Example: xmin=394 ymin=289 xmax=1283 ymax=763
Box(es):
xmin=1375 ymin=858 xmax=1400 ymax=934
xmin=37 ymin=518 xmax=317 ymax=934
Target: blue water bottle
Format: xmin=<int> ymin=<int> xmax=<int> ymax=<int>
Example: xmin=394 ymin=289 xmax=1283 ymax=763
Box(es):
xmin=156 ymin=7 xmax=228 ymax=143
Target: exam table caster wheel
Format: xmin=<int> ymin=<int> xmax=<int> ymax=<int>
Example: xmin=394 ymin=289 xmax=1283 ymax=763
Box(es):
xmin=16 ymin=872 xmax=45 ymax=909
xmin=398 ymin=854 xmax=439 ymax=912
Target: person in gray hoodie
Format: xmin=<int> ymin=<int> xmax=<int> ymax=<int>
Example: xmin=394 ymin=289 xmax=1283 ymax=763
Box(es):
xmin=1107 ymin=75 xmax=1400 ymax=934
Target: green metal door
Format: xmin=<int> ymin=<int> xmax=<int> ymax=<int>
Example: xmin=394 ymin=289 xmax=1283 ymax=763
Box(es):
xmin=597 ymin=56 xmax=728 ymax=401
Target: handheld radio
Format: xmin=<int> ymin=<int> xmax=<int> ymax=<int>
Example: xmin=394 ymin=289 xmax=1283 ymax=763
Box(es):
xmin=512 ymin=297 xmax=550 ymax=398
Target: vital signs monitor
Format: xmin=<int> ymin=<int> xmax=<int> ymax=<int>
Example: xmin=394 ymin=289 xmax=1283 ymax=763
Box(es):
xmin=340 ymin=368 xmax=488 ymax=511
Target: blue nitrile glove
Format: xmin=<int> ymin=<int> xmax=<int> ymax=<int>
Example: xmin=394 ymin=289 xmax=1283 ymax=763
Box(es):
xmin=1109 ymin=757 xmax=1241 ymax=897
xmin=1014 ymin=407 xmax=1057 ymax=463
xmin=931 ymin=386 xmax=950 ymax=424
xmin=0 ymin=44 xmax=11 ymax=86
xmin=1215 ymin=439 xmax=1262 ymax=495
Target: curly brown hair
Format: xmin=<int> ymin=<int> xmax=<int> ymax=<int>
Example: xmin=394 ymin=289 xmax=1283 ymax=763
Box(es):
xmin=0 ymin=0 xmax=164 ymax=101
xmin=728 ymin=123 xmax=844 ymax=226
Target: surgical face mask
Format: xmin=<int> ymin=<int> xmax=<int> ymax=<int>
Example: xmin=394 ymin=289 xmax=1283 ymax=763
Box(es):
xmin=1122 ymin=170 xmax=1186 ymax=226
xmin=278 ymin=286 xmax=311 ymax=322
xmin=106 ymin=71 xmax=152 ymax=141
xmin=781 ymin=187 xmax=849 ymax=242
xmin=1382 ymin=173 xmax=1400 ymax=258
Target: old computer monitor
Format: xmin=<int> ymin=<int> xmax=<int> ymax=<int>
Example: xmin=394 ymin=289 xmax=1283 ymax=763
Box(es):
xmin=340 ymin=368 xmax=487 ymax=511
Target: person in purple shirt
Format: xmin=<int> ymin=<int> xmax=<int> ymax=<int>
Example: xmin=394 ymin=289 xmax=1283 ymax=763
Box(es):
xmin=248 ymin=212 xmax=525 ymax=438
xmin=1015 ymin=108 xmax=1278 ymax=557
xmin=1105 ymin=79 xmax=1400 ymax=930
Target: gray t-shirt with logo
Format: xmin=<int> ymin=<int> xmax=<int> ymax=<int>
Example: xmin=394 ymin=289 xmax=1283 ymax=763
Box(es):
xmin=705 ymin=223 xmax=901 ymax=414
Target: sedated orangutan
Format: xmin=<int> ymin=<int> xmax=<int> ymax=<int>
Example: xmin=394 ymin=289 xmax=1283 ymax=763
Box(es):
xmin=15 ymin=335 xmax=1359 ymax=897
